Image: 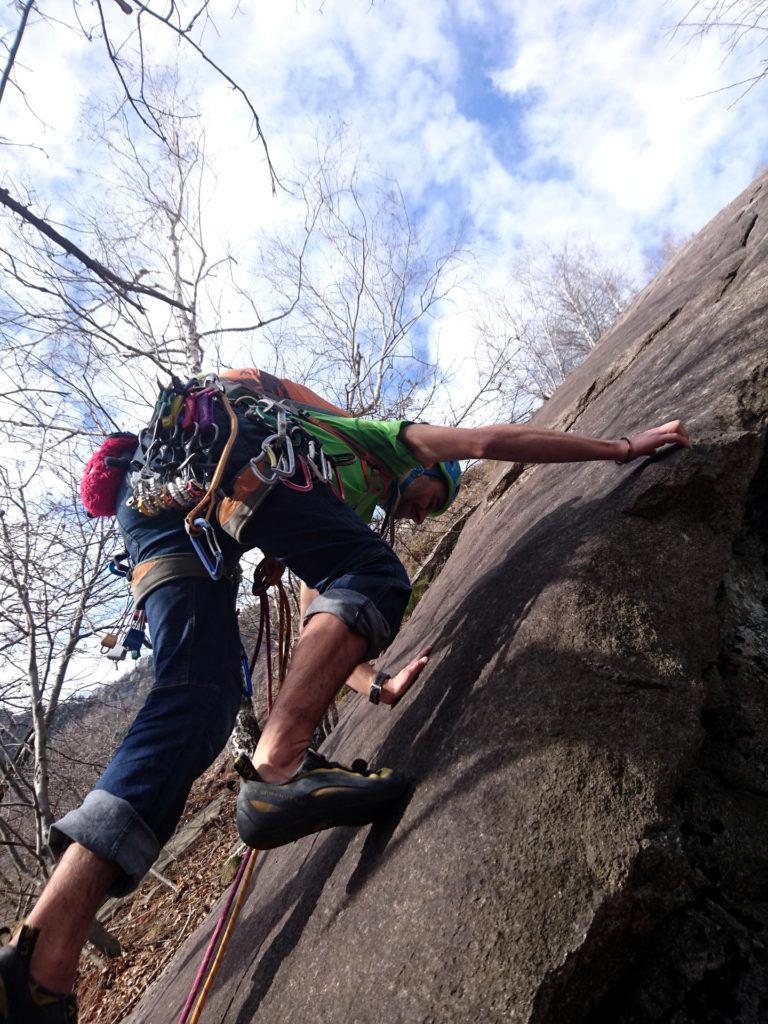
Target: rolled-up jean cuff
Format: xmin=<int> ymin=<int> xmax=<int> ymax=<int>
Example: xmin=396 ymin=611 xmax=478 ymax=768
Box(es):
xmin=49 ymin=790 xmax=160 ymax=898
xmin=303 ymin=588 xmax=391 ymax=659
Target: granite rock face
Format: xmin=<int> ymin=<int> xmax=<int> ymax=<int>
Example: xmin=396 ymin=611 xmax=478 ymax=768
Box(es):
xmin=128 ymin=173 xmax=768 ymax=1024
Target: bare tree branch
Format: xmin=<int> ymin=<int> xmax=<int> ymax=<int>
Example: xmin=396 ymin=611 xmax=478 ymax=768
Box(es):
xmin=0 ymin=187 xmax=190 ymax=311
xmin=0 ymin=0 xmax=36 ymax=110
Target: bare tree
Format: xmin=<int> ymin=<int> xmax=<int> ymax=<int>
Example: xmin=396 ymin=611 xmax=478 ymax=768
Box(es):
xmin=0 ymin=68 xmax=302 ymax=452
xmin=469 ymin=242 xmax=636 ymax=418
xmin=261 ymin=134 xmax=464 ymax=421
xmin=0 ymin=0 xmax=278 ymax=183
xmin=675 ymin=1 xmax=768 ymax=100
xmin=0 ymin=460 xmax=122 ymax=915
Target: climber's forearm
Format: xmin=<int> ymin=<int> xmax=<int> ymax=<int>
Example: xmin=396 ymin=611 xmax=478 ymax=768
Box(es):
xmin=346 ymin=662 xmax=376 ymax=696
xmin=299 ymin=587 xmax=428 ymax=705
xmin=402 ymin=422 xmax=626 ymax=465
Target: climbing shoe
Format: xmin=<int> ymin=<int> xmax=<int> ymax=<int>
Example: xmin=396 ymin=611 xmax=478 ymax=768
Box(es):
xmin=236 ymin=749 xmax=407 ymax=849
xmin=0 ymin=927 xmax=77 ymax=1023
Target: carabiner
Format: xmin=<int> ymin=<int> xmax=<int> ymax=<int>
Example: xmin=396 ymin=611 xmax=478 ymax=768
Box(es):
xmin=198 ymin=422 xmax=219 ymax=451
xmin=181 ymin=421 xmax=200 ymax=453
xmin=108 ymin=551 xmax=132 ymax=577
xmin=187 ymin=517 xmax=224 ymax=580
xmin=250 ymin=447 xmax=279 ymax=485
xmin=147 ymin=443 xmax=177 ymax=474
xmin=263 ymin=432 xmax=295 ymax=479
xmin=307 ymin=444 xmax=334 ymax=484
xmin=282 ymin=455 xmax=313 ymax=493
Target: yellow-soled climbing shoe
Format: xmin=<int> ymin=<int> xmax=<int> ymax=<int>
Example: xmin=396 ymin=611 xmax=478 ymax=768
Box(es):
xmin=236 ymin=749 xmax=407 ymax=849
xmin=0 ymin=927 xmax=77 ymax=1023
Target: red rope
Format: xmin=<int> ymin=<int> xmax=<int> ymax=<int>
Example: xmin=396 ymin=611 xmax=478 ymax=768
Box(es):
xmin=249 ymin=591 xmax=273 ymax=714
xmin=176 ymin=849 xmax=252 ymax=1024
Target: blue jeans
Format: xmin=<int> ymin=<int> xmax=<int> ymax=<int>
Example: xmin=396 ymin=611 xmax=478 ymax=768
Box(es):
xmin=50 ymin=407 xmax=411 ymax=895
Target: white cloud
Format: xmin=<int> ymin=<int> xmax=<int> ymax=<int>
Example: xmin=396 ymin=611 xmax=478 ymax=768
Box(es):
xmin=488 ymin=0 xmax=766 ymax=246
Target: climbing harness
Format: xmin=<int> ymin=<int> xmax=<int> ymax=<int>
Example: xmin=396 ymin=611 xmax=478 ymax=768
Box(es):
xmin=214 ymin=394 xmax=340 ymax=545
xmin=219 ymin=368 xmax=403 ymax=518
xmin=122 ymin=373 xmax=343 ymax=567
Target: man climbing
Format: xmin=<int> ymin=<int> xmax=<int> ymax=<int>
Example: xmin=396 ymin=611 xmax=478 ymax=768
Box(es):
xmin=0 ymin=367 xmax=690 ymax=1022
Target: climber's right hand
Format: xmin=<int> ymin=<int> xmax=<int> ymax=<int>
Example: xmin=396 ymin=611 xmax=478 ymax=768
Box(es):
xmin=622 ymin=420 xmax=691 ymax=462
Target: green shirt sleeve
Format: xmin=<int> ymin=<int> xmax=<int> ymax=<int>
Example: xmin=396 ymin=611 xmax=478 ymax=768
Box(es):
xmin=340 ymin=418 xmax=423 ymax=476
xmin=307 ymin=412 xmax=422 ymax=476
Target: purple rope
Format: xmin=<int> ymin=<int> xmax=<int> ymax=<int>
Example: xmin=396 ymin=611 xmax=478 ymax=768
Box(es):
xmin=176 ymin=849 xmax=253 ymax=1024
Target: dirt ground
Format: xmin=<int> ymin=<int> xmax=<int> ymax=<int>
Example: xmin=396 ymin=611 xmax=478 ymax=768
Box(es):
xmin=76 ymin=755 xmax=240 ymax=1024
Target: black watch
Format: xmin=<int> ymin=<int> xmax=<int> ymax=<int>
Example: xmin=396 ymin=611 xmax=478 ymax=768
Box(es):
xmin=369 ymin=670 xmax=390 ymax=705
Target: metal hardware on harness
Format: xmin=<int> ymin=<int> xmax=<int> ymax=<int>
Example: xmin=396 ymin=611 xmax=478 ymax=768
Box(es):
xmin=263 ymin=433 xmax=296 ymax=480
xmin=108 ymin=551 xmax=132 ymax=577
xmin=282 ymin=455 xmax=313 ymax=492
xmin=203 ymin=373 xmax=224 ymax=392
xmin=248 ymin=449 xmax=277 ymax=486
xmin=305 ymin=440 xmax=334 ymax=485
xmin=188 ymin=517 xmax=224 ymax=580
xmin=103 ymin=610 xmax=150 ymax=662
xmin=129 ymin=378 xmax=229 ymax=519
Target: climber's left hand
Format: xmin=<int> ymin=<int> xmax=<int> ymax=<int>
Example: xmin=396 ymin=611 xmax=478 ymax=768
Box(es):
xmin=382 ymin=646 xmax=433 ymax=706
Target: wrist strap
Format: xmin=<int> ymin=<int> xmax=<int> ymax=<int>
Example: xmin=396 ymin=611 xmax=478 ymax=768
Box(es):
xmin=369 ymin=670 xmax=390 ymax=705
xmin=615 ymin=436 xmax=634 ymax=465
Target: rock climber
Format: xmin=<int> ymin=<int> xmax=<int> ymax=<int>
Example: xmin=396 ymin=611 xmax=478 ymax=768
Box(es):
xmin=0 ymin=367 xmax=690 ymax=1023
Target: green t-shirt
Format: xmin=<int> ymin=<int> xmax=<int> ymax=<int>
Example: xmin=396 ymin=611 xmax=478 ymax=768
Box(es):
xmin=300 ymin=411 xmax=422 ymax=523
xmin=217 ymin=369 xmax=422 ymax=523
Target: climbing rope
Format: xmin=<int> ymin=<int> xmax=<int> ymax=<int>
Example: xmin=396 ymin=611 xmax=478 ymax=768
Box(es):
xmin=176 ymin=847 xmax=257 ymax=1024
xmin=250 ymin=559 xmax=292 ymax=714
xmin=177 ymin=557 xmax=293 ymax=1024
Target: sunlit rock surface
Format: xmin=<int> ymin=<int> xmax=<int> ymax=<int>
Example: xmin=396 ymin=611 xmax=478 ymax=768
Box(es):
xmin=127 ymin=172 xmax=768 ymax=1024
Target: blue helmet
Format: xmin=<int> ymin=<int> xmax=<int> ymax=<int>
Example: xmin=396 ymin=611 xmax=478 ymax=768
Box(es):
xmin=399 ymin=460 xmax=462 ymax=516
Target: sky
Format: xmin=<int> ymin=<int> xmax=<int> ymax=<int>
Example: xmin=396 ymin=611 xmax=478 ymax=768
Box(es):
xmin=2 ymin=0 xmax=766 ymax=396
xmin=3 ymin=0 xmax=766 ymax=277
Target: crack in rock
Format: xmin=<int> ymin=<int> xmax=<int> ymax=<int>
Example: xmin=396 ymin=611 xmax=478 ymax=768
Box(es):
xmin=558 ymin=307 xmax=683 ymax=434
xmin=741 ymin=213 xmax=758 ymax=248
xmin=718 ymin=267 xmax=740 ymax=302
